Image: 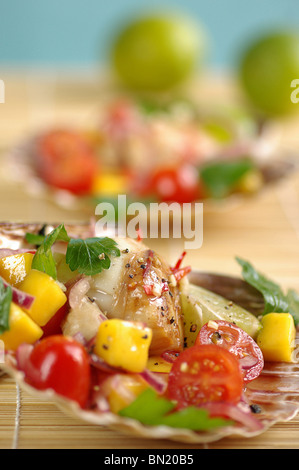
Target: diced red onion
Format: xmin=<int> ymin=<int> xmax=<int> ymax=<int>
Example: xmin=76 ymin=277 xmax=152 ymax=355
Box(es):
xmin=202 ymin=401 xmax=264 ymax=432
xmin=72 ymin=333 xmax=97 ymax=353
xmin=161 ymin=351 xmax=180 ymax=363
xmin=89 ymin=353 xmax=122 ymax=374
xmin=16 ymin=343 xmax=34 ymax=371
xmin=72 ymin=331 xmax=88 ymax=346
xmin=68 ymin=277 xmax=90 ymax=309
xmin=139 ymin=369 xmax=167 ymax=394
xmin=239 ymin=355 xmax=260 ymax=370
xmin=1 ymin=277 xmax=35 ymax=309
xmin=91 ymin=392 xmax=110 ymax=413
xmin=0 ymin=248 xmax=36 ymax=259
xmin=15 ymin=343 xmax=41 ymax=385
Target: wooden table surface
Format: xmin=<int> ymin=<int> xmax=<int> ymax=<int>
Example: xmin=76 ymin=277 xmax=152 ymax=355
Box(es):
xmin=0 ymin=70 xmax=299 ymax=449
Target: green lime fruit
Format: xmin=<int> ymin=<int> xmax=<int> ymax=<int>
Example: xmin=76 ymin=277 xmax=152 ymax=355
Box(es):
xmin=239 ymin=31 xmax=299 ymax=116
xmin=181 ymin=283 xmax=262 ymax=348
xmin=111 ymin=14 xmax=204 ymax=91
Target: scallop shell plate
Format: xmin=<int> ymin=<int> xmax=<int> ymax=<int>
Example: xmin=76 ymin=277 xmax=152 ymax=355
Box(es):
xmin=0 ymin=222 xmax=299 ymax=444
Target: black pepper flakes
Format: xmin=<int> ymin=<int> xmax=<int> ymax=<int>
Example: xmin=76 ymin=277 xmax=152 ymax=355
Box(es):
xmin=125 ymin=263 xmax=131 ymax=268
xmin=250 ymin=404 xmax=262 ymax=414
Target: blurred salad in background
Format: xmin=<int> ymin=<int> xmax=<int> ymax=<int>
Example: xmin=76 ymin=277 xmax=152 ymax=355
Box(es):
xmin=5 ymin=12 xmax=299 ymax=211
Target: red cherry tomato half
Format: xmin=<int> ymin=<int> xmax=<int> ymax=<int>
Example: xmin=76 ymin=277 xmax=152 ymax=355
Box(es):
xmin=196 ymin=320 xmax=264 ymax=382
xmin=22 ymin=335 xmax=91 ymax=408
xmin=138 ymin=163 xmax=202 ymax=203
xmin=36 ymin=130 xmax=98 ymax=195
xmin=167 ymin=343 xmax=243 ymax=409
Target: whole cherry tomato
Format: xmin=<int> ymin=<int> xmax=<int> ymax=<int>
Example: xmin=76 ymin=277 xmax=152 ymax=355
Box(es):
xmin=36 ymin=130 xmax=98 ymax=195
xmin=21 ymin=335 xmax=91 ymax=408
xmin=137 ymin=163 xmax=202 ymax=203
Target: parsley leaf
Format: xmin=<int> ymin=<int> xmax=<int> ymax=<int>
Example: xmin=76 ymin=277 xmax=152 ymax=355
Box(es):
xmin=236 ymin=257 xmax=299 ymax=325
xmin=29 ymin=224 xmax=120 ymax=279
xmin=66 ymin=237 xmax=120 ymax=276
xmin=119 ymin=388 xmax=231 ymax=430
xmin=200 ymin=158 xmax=255 ymax=199
xmin=25 ymin=233 xmax=46 ymax=246
xmin=0 ymin=278 xmax=12 ymax=334
xmin=31 ymin=224 xmax=70 ymax=280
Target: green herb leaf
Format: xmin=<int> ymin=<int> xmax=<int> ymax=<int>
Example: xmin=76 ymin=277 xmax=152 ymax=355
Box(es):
xmin=286 ymin=289 xmax=299 ymax=326
xmin=66 ymin=237 xmax=120 ymax=276
xmin=29 ymin=224 xmax=120 ymax=279
xmin=236 ymin=257 xmax=299 ymax=325
xmin=200 ymin=158 xmax=255 ymax=198
xmin=0 ymin=279 xmax=12 ymax=334
xmin=25 ymin=232 xmax=46 ymax=246
xmin=31 ymin=224 xmax=70 ymax=279
xmin=119 ymin=388 xmax=231 ymax=430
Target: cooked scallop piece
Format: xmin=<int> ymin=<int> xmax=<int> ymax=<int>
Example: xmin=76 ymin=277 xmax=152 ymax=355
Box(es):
xmin=87 ymin=237 xmax=184 ymax=355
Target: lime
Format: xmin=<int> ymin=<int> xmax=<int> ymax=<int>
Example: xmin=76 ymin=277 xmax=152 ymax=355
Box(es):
xmin=111 ymin=13 xmax=204 ymax=91
xmin=239 ymin=31 xmax=299 ymax=116
xmin=181 ymin=283 xmax=262 ymax=347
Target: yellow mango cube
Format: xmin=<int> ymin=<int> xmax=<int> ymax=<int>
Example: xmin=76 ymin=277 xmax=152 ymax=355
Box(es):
xmin=236 ymin=169 xmax=264 ymax=194
xmin=147 ymin=355 xmax=173 ymax=374
xmin=0 ymin=253 xmax=34 ymax=286
xmin=18 ymin=269 xmax=67 ymax=327
xmin=0 ymin=302 xmax=43 ymax=351
xmin=101 ymin=373 xmax=149 ymax=413
xmin=94 ymin=319 xmax=152 ymax=373
xmin=91 ymin=172 xmax=128 ymax=196
xmin=257 ymin=313 xmax=296 ymax=362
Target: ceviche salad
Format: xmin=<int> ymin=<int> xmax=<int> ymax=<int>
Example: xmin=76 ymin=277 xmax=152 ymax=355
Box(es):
xmin=7 ymin=96 xmax=293 ymax=211
xmin=0 ymin=223 xmax=298 ymax=441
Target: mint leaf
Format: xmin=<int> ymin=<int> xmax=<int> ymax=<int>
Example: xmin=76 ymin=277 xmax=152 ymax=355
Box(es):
xmin=236 ymin=257 xmax=299 ymax=325
xmin=0 ymin=278 xmax=12 ymax=334
xmin=66 ymin=237 xmax=120 ymax=276
xmin=31 ymin=224 xmax=70 ymax=279
xmin=119 ymin=389 xmax=231 ymax=430
xmin=200 ymin=158 xmax=255 ymax=198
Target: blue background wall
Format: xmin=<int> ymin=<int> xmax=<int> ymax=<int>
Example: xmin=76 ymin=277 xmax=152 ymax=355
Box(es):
xmin=0 ymin=0 xmax=298 ymax=69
